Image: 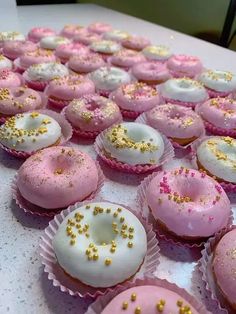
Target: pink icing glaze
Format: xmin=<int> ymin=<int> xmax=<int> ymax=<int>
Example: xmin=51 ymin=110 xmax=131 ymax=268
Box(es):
xmin=196 ymin=98 xmax=236 ymax=130
xmin=167 ymin=54 xmax=203 ymax=78
xmin=88 ymin=22 xmax=112 ymax=34
xmin=28 ymin=27 xmax=56 ymax=43
xmin=68 ymin=53 xmax=105 ymax=74
xmin=212 ymin=229 xmax=236 ymax=309
xmin=45 ymin=74 xmax=95 ymax=102
xmin=131 ymin=61 xmax=171 ymax=84
xmin=122 ymin=35 xmax=151 ymax=51
xmin=0 ymin=86 xmax=41 ymax=115
xmin=60 ymin=24 xmax=86 ymax=39
xmin=109 ymin=49 xmax=146 ymax=69
xmin=101 ymin=285 xmax=199 ymax=314
xmin=146 ymin=104 xmax=204 ymax=140
xmin=0 ymin=69 xmax=21 ymax=88
xmin=65 ymin=94 xmax=122 ymax=132
xmin=55 ymin=43 xmax=89 ymax=63
xmin=17 ymin=146 xmax=99 ymax=209
xmin=17 ymin=48 xmax=57 ymax=70
xmin=111 ymin=82 xmax=160 ymax=112
xmin=73 ymin=31 xmax=101 ymax=45
xmin=2 ymin=40 xmax=37 ymax=60
xmin=146 ymin=168 xmax=231 ymax=238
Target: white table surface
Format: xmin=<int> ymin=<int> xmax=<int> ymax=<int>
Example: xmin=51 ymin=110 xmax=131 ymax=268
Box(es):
xmin=0 ymin=4 xmax=236 ymax=314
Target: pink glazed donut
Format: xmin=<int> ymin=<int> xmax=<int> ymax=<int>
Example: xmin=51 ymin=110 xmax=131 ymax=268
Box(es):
xmin=101 ymin=285 xmax=200 ymax=314
xmin=73 ymin=31 xmax=101 ymax=45
xmin=16 ymin=146 xmax=99 ymax=209
xmin=0 ymin=69 xmax=22 ymax=88
xmin=196 ymin=98 xmax=236 ymax=136
xmin=68 ymin=53 xmax=105 ymax=74
xmin=167 ymin=54 xmax=203 ymax=78
xmin=15 ymin=48 xmax=57 ymax=72
xmin=122 ymin=35 xmax=151 ymax=51
xmin=65 ymin=94 xmax=122 ymax=133
xmin=131 ymin=61 xmax=171 ymax=85
xmin=146 ymin=168 xmax=231 ymax=239
xmin=109 ymin=49 xmax=146 ymax=70
xmin=111 ymin=82 xmax=160 ymax=118
xmin=0 ymin=86 xmax=41 ymax=117
xmin=60 ymin=24 xmax=86 ymax=39
xmin=2 ymin=40 xmax=37 ymax=60
xmin=87 ymin=22 xmax=112 ymax=34
xmin=28 ymin=27 xmax=56 ymax=43
xmin=146 ymin=104 xmax=205 ymax=146
xmin=212 ymin=228 xmax=236 ymax=310
xmin=45 ymin=74 xmax=95 ymax=108
xmin=55 ymin=42 xmax=89 ymax=63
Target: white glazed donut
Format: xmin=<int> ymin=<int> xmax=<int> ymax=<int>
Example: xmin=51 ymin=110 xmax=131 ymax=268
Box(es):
xmin=40 ymin=36 xmax=71 ymax=50
xmin=161 ymin=78 xmax=208 ymax=103
xmin=142 ymin=45 xmax=172 ymax=61
xmin=197 ymin=136 xmax=236 ymax=183
xmin=103 ymin=122 xmax=165 ymax=165
xmin=199 ymin=70 xmax=236 ymax=93
xmin=90 ymin=66 xmax=131 ymax=92
xmin=25 ymin=62 xmax=69 ymax=81
xmin=52 ymin=201 xmax=147 ymax=288
xmin=103 ymin=29 xmax=129 ymax=42
xmin=90 ymin=40 xmax=121 ymax=54
xmin=0 ymin=112 xmax=61 ymax=152
xmin=0 ymin=55 xmax=12 ymax=70
xmin=0 ymin=31 xmax=25 ymax=45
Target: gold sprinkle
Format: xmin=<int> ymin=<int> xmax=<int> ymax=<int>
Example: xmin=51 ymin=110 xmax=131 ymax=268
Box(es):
xmin=131 ymin=293 xmax=136 ymax=301
xmin=105 ymin=258 xmax=112 ymax=266
xmin=128 ymin=242 xmax=133 ymax=248
xmin=134 ymin=307 xmax=141 ymax=314
xmin=93 ymin=254 xmax=99 ymax=260
xmin=70 ymin=239 xmax=76 ymax=245
xmin=122 ymin=302 xmax=128 ymax=310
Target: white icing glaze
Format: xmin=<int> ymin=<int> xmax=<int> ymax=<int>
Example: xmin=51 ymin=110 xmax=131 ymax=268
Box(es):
xmin=26 ymin=62 xmax=69 ymax=81
xmin=90 ymin=40 xmax=121 ymax=54
xmin=0 ymin=55 xmax=12 ymax=70
xmin=199 ymin=70 xmax=236 ymax=92
xmin=90 ymin=66 xmax=131 ymax=91
xmin=197 ymin=136 xmax=236 ymax=183
xmin=52 ymin=201 xmax=147 ymax=288
xmin=40 ymin=36 xmax=71 ymax=50
xmin=142 ymin=45 xmax=172 ymax=61
xmin=0 ymin=31 xmax=25 ymax=42
xmin=0 ymin=112 xmax=61 ymax=152
xmin=103 ymin=122 xmax=165 ymax=165
xmin=103 ymin=29 xmax=129 ymax=41
xmin=161 ymin=78 xmax=208 ymax=102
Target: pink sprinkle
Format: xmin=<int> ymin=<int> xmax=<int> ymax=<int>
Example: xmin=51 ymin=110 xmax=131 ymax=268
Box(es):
xmin=191 ymin=172 xmax=195 ymax=177
xmin=209 ymin=216 xmax=214 ymax=222
xmin=188 ymin=208 xmax=192 ymax=213
xmin=212 ymin=200 xmax=216 ymax=205
xmin=201 ymin=173 xmax=206 ymax=178
xmin=215 ymin=185 xmax=222 ymax=194
xmin=160 ymin=189 xmax=163 ymax=194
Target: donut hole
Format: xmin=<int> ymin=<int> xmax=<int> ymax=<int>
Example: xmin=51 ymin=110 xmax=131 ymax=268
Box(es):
xmin=86 ymin=100 xmax=100 ymax=111
xmin=177 ymin=177 xmax=204 ymax=202
xmin=23 ymin=118 xmax=43 ymax=131
xmin=50 ymin=154 xmax=75 ymax=174
xmin=90 ymin=216 xmax=117 ymax=245
xmin=178 ymin=80 xmax=192 ymax=89
xmin=127 ymin=128 xmax=146 ymax=143
xmin=169 ymin=109 xmax=185 ymax=119
xmin=13 ymin=89 xmax=25 ymax=98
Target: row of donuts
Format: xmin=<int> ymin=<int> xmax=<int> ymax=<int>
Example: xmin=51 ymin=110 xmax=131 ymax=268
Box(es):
xmin=0 ymin=23 xmax=236 ymax=313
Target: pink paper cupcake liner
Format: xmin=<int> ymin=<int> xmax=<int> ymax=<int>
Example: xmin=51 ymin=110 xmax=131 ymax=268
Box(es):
xmin=13 ymin=58 xmax=25 ymax=74
xmin=39 ymin=200 xmax=160 ymax=298
xmin=120 ymin=108 xmax=142 ymax=119
xmin=47 ymin=96 xmax=70 ymax=109
xmin=206 ymin=87 xmax=231 ymax=99
xmin=85 ymin=277 xmax=210 ymax=314
xmin=0 ymin=109 xmax=72 ymax=159
xmin=11 ymin=162 xmax=105 ymax=217
xmin=162 ymin=96 xmax=206 ymax=109
xmin=204 ymin=120 xmax=236 ymax=138
xmin=94 ymin=127 xmax=174 ymax=174
xmin=191 ymin=136 xmax=236 ymax=192
xmin=136 ymin=112 xmax=205 ymax=150
xmin=199 ymin=225 xmax=236 ymax=313
xmin=137 ymin=170 xmax=234 ymax=248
